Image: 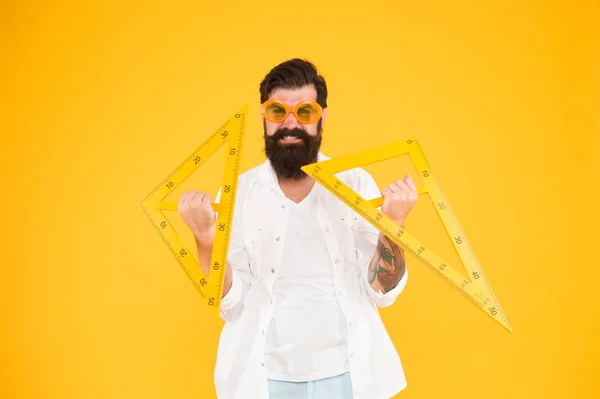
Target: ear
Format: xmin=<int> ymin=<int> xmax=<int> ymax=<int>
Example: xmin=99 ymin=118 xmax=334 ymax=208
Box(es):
xmin=321 ymin=107 xmax=328 ymax=125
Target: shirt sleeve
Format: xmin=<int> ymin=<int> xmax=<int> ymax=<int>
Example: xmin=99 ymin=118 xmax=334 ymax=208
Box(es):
xmin=214 ymin=187 xmax=251 ymax=321
xmin=353 ymin=169 xmax=408 ymax=308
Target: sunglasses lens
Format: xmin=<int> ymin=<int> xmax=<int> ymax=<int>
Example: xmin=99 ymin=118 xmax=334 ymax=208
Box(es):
xmin=296 ymin=103 xmax=320 ymax=123
xmin=265 ymin=102 xmax=287 ymax=122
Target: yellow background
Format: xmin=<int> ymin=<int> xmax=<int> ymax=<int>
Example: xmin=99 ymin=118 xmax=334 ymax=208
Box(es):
xmin=1 ymin=1 xmax=598 ymax=398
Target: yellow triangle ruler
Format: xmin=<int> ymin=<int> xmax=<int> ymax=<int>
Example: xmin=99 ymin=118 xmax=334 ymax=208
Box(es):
xmin=301 ymin=138 xmax=512 ymax=332
xmin=139 ymin=104 xmax=248 ymax=317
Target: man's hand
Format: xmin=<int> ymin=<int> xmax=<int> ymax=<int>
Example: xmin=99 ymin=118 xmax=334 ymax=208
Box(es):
xmin=381 ymin=173 xmax=418 ymax=226
xmin=177 ymin=190 xmax=233 ymax=298
xmin=177 ymin=190 xmax=216 ymax=250
xmin=366 ymin=174 xmax=418 ymax=296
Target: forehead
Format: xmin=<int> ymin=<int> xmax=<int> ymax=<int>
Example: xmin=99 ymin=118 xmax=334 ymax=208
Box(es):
xmin=268 ymin=84 xmax=317 ymax=105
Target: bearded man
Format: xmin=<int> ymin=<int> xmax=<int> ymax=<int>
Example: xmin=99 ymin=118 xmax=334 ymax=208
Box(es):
xmin=178 ymin=58 xmax=418 ymax=399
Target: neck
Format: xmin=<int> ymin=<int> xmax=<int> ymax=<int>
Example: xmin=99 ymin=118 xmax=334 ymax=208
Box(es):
xmin=276 ymin=174 xmax=316 ymax=204
xmin=277 ymin=174 xmax=313 ymax=186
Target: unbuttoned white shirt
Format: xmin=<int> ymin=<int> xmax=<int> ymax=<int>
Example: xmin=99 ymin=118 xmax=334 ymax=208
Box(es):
xmin=213 ymin=152 xmax=409 ymax=399
xmin=265 ymin=183 xmax=350 ymax=382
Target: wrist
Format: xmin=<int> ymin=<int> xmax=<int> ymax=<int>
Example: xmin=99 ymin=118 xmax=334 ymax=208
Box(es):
xmin=194 ymin=232 xmax=214 ymax=252
xmin=391 ymin=218 xmax=406 ymax=228
xmin=382 ymin=212 xmax=406 ymax=228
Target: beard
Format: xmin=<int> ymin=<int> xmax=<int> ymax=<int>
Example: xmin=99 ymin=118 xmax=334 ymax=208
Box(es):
xmin=263 ymin=119 xmax=323 ymax=180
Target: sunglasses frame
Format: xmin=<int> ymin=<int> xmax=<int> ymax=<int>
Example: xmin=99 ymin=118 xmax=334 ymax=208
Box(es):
xmin=261 ymin=99 xmax=323 ymax=124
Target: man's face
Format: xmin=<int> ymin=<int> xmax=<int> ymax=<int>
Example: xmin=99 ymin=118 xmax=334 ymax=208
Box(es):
xmin=262 ymin=85 xmax=327 ymax=180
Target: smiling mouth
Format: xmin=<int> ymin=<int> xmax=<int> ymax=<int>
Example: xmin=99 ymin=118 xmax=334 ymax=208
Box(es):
xmin=279 ymin=135 xmax=303 ymax=144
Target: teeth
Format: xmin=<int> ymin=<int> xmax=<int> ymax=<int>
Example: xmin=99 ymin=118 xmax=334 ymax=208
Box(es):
xmin=282 ymin=136 xmax=298 ymax=140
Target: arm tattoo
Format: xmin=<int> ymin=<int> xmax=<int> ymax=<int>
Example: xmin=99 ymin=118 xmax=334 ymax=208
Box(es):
xmin=368 ymin=233 xmax=406 ymax=293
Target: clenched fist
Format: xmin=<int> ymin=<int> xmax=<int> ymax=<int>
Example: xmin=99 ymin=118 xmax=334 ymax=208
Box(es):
xmin=381 ymin=173 xmax=418 ymax=226
xmin=177 ymin=190 xmax=216 ymax=248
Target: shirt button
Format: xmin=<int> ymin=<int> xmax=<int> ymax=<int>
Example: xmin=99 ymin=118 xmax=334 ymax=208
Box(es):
xmin=261 ymin=362 xmax=265 ymax=367
xmin=262 ymin=331 xmax=265 ymax=335
xmin=337 ymin=290 xmax=342 ymax=296
xmin=348 ymin=322 xmax=353 ymax=327
xmin=270 ymin=299 xmax=273 ymax=304
xmin=350 ymin=353 xmax=354 ymax=359
xmin=281 ymin=205 xmax=285 ymax=209
xmin=325 ymin=226 xmax=331 ymax=232
xmin=271 ymin=268 xmax=276 ymax=273
xmin=275 ymin=237 xmax=280 ymax=241
xmin=334 ymin=259 xmax=339 ymax=264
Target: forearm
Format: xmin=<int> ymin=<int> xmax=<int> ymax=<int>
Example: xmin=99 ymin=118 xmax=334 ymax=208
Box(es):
xmin=195 ymin=239 xmax=233 ymax=299
xmin=367 ymin=219 xmax=407 ymax=294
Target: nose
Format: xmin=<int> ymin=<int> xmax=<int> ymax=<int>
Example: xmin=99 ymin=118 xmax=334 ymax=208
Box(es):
xmin=280 ymin=111 xmax=301 ymax=129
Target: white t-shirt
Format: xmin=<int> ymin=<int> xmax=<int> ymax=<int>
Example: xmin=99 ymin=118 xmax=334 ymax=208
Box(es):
xmin=264 ymin=185 xmax=349 ymax=382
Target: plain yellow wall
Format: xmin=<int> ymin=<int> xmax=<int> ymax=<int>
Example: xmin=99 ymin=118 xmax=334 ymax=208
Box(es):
xmin=1 ymin=1 xmax=598 ymax=398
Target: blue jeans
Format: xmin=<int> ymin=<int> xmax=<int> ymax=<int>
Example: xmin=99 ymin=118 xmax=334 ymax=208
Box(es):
xmin=268 ymin=371 xmax=354 ymax=399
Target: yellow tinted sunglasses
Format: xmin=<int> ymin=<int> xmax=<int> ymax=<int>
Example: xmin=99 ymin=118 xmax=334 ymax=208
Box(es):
xmin=261 ymin=99 xmax=322 ymax=124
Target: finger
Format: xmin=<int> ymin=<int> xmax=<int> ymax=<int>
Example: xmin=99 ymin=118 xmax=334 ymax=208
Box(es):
xmin=388 ymin=183 xmax=401 ymax=193
xmin=403 ymin=174 xmax=417 ymax=192
xmin=394 ymin=191 xmax=408 ymax=201
xmin=203 ymin=193 xmax=213 ymax=204
xmin=179 ymin=191 xmax=188 ymax=205
xmin=191 ymin=190 xmax=206 ymax=203
xmin=381 ymin=187 xmax=392 ymax=196
xmin=186 ymin=190 xmax=197 ymax=202
xmin=181 ymin=191 xmax=191 ymax=206
xmin=395 ymin=179 xmax=410 ymax=193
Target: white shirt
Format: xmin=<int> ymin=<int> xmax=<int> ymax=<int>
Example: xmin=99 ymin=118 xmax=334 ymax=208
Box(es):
xmin=213 ymin=152 xmax=409 ymax=399
xmin=265 ymin=183 xmax=349 ymax=382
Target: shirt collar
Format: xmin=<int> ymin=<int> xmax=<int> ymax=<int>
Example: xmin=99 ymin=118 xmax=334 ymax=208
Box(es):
xmin=257 ymin=151 xmax=330 ymax=188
